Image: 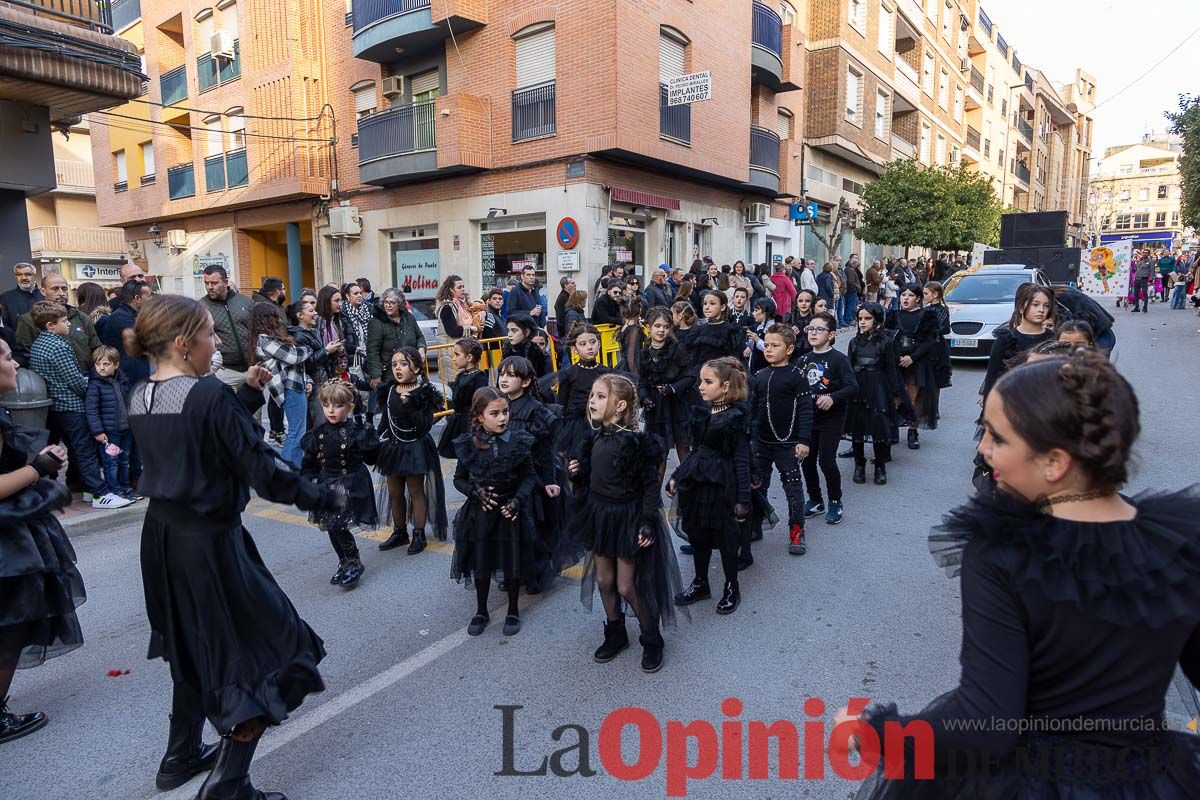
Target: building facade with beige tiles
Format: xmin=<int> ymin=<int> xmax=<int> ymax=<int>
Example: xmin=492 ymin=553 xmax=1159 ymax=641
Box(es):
xmin=1088 ymin=134 xmax=1190 ymax=253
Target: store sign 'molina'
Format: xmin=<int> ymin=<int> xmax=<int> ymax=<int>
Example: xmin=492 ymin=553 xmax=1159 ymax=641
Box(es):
xmin=667 ymin=71 xmax=712 ymax=106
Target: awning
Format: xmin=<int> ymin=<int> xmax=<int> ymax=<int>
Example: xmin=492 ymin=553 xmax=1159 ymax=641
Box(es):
xmin=1101 ymin=231 xmax=1177 ymax=244
xmin=610 ymin=187 xmax=681 ymax=211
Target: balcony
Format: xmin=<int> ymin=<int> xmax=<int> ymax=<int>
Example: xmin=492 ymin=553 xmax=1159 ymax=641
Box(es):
xmin=892 ymin=56 xmax=920 ymax=112
xmin=969 ymin=66 xmax=984 ymax=94
xmin=352 ymin=0 xmax=485 ymax=63
xmin=198 ymin=40 xmax=241 ymax=92
xmin=978 ymin=8 xmax=993 ymax=37
xmin=751 ymin=2 xmax=786 ymax=91
xmin=358 ymin=94 xmax=491 ymax=187
xmin=966 ymin=126 xmax=981 ymax=151
xmin=659 ymin=84 xmax=690 ymax=145
xmin=167 ymin=163 xmax=195 ymax=200
xmin=1016 ymin=117 xmax=1033 ymax=143
xmin=111 ymin=0 xmax=139 ymax=31
xmin=748 ymin=126 xmax=780 ymax=194
xmin=53 ymin=159 xmax=95 ymax=192
xmin=160 ymin=65 xmax=187 ymax=106
xmin=12 ymin=0 xmax=113 ymax=32
xmin=1012 ymin=160 xmax=1030 ymax=186
xmin=512 ymin=83 xmax=555 ymax=142
xmin=891 ymin=134 xmax=916 ymax=159
xmin=29 ymin=226 xmax=126 ymax=258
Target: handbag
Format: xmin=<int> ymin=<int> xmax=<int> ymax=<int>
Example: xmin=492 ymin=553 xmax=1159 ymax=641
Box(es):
xmin=896 ymin=332 xmax=917 ymax=357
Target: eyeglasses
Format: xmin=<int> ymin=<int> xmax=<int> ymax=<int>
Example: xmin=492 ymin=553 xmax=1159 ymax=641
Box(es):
xmin=804 ymin=326 xmax=831 ymax=334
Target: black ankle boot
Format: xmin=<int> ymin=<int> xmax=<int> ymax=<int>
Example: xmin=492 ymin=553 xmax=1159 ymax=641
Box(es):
xmin=156 ymin=708 xmax=219 ymax=790
xmin=715 ymin=581 xmax=740 ymax=615
xmin=674 ymin=577 xmax=711 ymax=606
xmin=874 ymin=463 xmax=888 ymax=485
xmin=907 ymin=429 xmax=920 ymax=450
xmin=0 ymin=698 xmax=47 ymax=745
xmin=852 ymin=464 xmax=866 ymax=484
xmin=407 ymin=528 xmax=427 ymax=555
xmin=639 ymin=625 xmax=664 ymax=673
xmin=593 ymin=617 xmax=629 ymax=663
xmin=196 ymin=736 xmax=286 ymax=800
xmin=378 ymin=527 xmax=409 ymax=551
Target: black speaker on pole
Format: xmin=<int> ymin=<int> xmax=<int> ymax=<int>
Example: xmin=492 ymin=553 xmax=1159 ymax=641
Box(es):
xmin=999 ymin=211 xmax=1069 ymax=248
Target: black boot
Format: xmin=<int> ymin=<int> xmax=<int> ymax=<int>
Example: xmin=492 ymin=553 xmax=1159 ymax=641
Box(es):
xmin=639 ymin=625 xmax=664 ymax=673
xmin=715 ymin=581 xmax=740 ymax=615
xmin=338 ymin=557 xmax=364 ymax=588
xmin=907 ymin=429 xmax=920 ymax=450
xmin=196 ymin=736 xmax=286 ymax=800
xmin=0 ymin=698 xmax=47 ymax=745
xmin=156 ymin=688 xmax=219 ymax=791
xmin=593 ymin=617 xmax=629 ymax=663
xmin=674 ymin=577 xmax=711 ymax=606
xmin=874 ymin=463 xmax=888 ymax=485
xmin=852 ymin=464 xmax=866 ymax=484
xmin=407 ymin=528 xmax=427 ymax=555
xmin=378 ymin=527 xmax=409 ymax=551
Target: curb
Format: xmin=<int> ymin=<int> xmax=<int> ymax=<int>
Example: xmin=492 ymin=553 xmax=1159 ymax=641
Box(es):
xmin=60 ymin=502 xmax=147 ymax=537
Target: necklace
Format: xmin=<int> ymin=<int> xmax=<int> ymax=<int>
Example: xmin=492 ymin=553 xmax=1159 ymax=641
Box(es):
xmin=765 ymin=367 xmax=798 ymax=442
xmin=1035 ymin=489 xmax=1111 ymax=509
xmin=395 ymin=381 xmax=417 ymax=392
xmin=711 ymin=402 xmax=730 ymax=413
xmin=576 ymin=360 xmax=598 ymax=370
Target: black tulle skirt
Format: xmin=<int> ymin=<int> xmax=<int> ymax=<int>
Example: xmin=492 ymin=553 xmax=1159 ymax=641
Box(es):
xmin=437 ymin=413 xmax=470 ymax=459
xmin=377 ymin=434 xmax=439 ymax=477
xmin=308 ymin=465 xmax=378 ymax=532
xmin=141 ymin=504 xmax=324 ymax=735
xmin=450 ymin=499 xmax=539 ymax=585
xmin=0 ymin=479 xmax=85 ymax=669
xmin=374 ymin=440 xmax=450 ymax=540
xmin=670 ymin=455 xmax=741 ymax=552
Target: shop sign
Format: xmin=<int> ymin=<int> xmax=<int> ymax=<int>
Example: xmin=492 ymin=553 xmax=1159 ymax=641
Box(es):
xmin=614 ymin=249 xmax=633 ymax=263
xmin=76 ymin=263 xmax=123 ymax=281
xmin=512 ymin=259 xmax=537 ymax=273
xmin=193 ymin=254 xmax=229 ymax=277
xmin=667 ymin=71 xmax=712 ymax=106
xmin=557 ymin=250 xmax=580 ymax=272
xmin=394 ymin=248 xmax=440 ymax=300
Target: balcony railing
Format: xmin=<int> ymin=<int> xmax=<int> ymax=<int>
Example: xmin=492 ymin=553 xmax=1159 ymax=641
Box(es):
xmin=198 ymin=40 xmax=240 ymax=92
xmin=167 ymin=163 xmax=195 ymax=200
xmin=749 ymin=126 xmax=780 ymax=174
xmin=969 ymin=66 xmax=984 ymax=93
xmin=352 ymin=0 xmax=429 ymax=34
xmin=512 ymin=83 xmax=556 ymax=142
xmin=160 ymin=65 xmax=187 ymax=106
xmin=1012 ymin=53 xmax=1022 ymax=74
xmin=8 ymin=0 xmax=113 ymax=33
xmin=358 ymin=100 xmax=437 ymax=163
xmin=1017 ymin=118 xmax=1033 ymax=142
xmin=226 ymin=148 xmax=247 ymax=187
xmin=966 ymin=126 xmax=981 ymax=150
xmin=891 ymin=134 xmax=916 ymax=159
xmin=140 ymin=173 xmax=156 ymax=186
xmin=996 ymin=33 xmax=1008 ymax=56
xmin=114 ymin=180 xmax=128 ymax=192
xmin=1013 ymin=161 xmax=1030 ymax=184
xmin=54 ymin=158 xmax=94 ymax=189
xmin=659 ymin=84 xmax=690 ymax=144
xmin=1024 ymin=72 xmax=1033 ymax=90
xmin=204 ymin=153 xmax=226 ymax=191
xmin=751 ymin=1 xmax=783 ymax=58
xmin=111 ymin=0 xmax=139 ymax=31
xmin=29 ymin=226 xmax=127 ymax=255
xmin=978 ymin=7 xmax=992 ymax=36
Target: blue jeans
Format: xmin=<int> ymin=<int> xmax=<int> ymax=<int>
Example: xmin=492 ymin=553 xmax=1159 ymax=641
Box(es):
xmin=1170 ymin=283 xmax=1188 ymax=309
xmin=97 ymin=429 xmax=132 ymax=494
xmin=840 ymin=291 xmax=860 ymax=326
xmin=51 ymin=409 xmax=107 ymax=496
xmin=280 ymin=390 xmax=308 ymax=468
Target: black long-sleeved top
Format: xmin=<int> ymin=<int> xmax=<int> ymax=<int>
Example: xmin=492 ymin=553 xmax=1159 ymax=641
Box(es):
xmin=452 ymin=431 xmax=536 ymax=501
xmin=885 ymin=307 xmax=937 ymax=363
xmin=637 ymin=340 xmax=694 ymax=407
xmin=591 ymin=294 xmax=622 ymax=325
xmin=300 ymin=418 xmax=380 ymax=478
xmin=447 ymin=369 xmax=488 ymax=421
xmin=375 ymin=381 xmax=442 ymax=441
xmin=749 ymin=363 xmax=813 ymax=445
xmin=981 ymin=326 xmax=1055 ymax=398
xmin=674 ymin=404 xmax=751 ymax=508
xmin=502 ymin=340 xmax=548 ymax=377
xmin=686 ymin=320 xmax=745 ymax=371
xmin=573 ymin=429 xmax=662 ymax=525
xmin=798 ymin=348 xmax=858 ymax=422
xmin=556 ymin=362 xmax=612 ymax=424
xmin=506 ymin=393 xmax=560 ymax=485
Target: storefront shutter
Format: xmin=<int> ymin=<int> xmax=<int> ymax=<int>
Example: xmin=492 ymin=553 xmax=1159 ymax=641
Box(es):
xmin=515 ymin=25 xmax=556 ymax=88
xmin=409 ymin=70 xmax=439 ymax=97
xmin=659 ymin=32 xmax=686 ymax=85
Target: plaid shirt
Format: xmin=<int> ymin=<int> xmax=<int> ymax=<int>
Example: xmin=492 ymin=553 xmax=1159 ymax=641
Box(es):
xmin=255 ymin=334 xmax=311 ymax=408
xmin=30 ymin=331 xmax=88 ymax=413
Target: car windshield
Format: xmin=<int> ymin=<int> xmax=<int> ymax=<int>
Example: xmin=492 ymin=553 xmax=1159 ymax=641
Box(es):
xmin=407 ymin=300 xmax=434 ymax=321
xmin=944 ymin=274 xmax=1032 ymax=304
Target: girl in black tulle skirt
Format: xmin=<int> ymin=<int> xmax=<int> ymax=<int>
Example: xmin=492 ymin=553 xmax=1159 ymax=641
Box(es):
xmin=0 ymin=340 xmax=83 ymax=744
xmin=838 ymin=349 xmax=1200 ymax=800
xmin=450 ymin=388 xmax=537 ymax=637
xmin=638 ymin=307 xmax=694 ymax=469
xmin=437 ymin=338 xmax=488 ymax=459
xmin=301 ymin=380 xmax=380 ymax=588
xmin=551 ymin=323 xmax=612 ymax=463
xmin=560 ymin=374 xmax=685 ymax=674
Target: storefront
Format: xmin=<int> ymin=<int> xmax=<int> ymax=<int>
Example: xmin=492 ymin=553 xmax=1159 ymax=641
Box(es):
xmin=607 ymin=214 xmax=647 ymax=278
xmin=388 ymin=224 xmax=440 ymax=300
xmin=1100 ymin=231 xmax=1179 ymax=251
xmin=479 ymin=213 xmax=547 ymax=290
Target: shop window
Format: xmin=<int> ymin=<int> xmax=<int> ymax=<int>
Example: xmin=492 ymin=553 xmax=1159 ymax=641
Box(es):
xmin=480 ymin=214 xmax=547 ymax=290
xmin=608 ymin=215 xmax=647 ymax=276
xmin=389 ymin=226 xmax=441 ymax=303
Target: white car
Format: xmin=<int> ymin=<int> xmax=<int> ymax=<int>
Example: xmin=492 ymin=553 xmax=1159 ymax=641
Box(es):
xmin=943 ymin=265 xmax=1051 ymax=361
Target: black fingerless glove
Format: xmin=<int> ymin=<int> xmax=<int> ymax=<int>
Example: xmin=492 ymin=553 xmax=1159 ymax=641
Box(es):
xmin=30 ymin=452 xmax=62 ymax=478
xmin=502 ymin=499 xmax=519 ymax=517
xmin=638 ymin=523 xmax=655 ymax=545
xmin=734 ymin=503 xmax=750 ymax=522
xmin=470 ymin=483 xmax=493 ymax=503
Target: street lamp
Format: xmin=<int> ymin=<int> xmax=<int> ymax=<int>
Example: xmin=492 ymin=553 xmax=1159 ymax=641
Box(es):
xmin=148 ymin=224 xmax=165 ymax=248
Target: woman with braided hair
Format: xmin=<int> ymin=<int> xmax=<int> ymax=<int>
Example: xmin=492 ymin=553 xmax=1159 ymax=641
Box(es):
xmin=839 ymin=349 xmax=1200 ymax=799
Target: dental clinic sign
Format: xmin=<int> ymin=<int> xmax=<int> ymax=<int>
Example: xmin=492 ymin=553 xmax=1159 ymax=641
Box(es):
xmin=667 ymin=71 xmax=712 ymax=106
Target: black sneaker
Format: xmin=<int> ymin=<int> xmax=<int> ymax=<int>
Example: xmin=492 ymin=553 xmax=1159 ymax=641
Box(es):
xmin=0 ymin=700 xmax=48 ymax=744
xmin=803 ymin=500 xmax=825 ymax=518
xmin=338 ymin=558 xmax=364 ymax=588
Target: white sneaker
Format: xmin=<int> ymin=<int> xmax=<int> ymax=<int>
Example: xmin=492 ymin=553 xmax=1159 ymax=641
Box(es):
xmin=82 ymin=492 xmax=94 ymax=504
xmin=92 ymin=493 xmax=133 ymax=510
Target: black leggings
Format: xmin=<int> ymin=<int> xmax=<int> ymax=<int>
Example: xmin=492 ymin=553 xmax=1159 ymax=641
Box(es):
xmin=802 ymin=418 xmax=844 ymax=503
xmin=690 ymin=538 xmax=739 ymax=587
xmin=852 ymin=437 xmax=890 ymax=466
xmin=327 ymin=527 xmax=359 ymax=561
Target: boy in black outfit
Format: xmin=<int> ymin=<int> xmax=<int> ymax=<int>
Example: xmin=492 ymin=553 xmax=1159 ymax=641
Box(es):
xmin=798 ymin=311 xmax=858 ymax=526
xmin=749 ymin=324 xmax=812 ymax=556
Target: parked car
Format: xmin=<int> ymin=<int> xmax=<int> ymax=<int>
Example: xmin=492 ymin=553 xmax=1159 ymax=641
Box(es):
xmin=943 ymin=265 xmax=1050 ymax=361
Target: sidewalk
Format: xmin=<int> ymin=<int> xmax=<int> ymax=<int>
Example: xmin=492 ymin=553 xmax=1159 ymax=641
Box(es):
xmin=58 ymin=491 xmax=147 ymax=536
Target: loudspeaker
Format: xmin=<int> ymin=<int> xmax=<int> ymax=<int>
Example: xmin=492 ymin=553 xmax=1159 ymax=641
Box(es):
xmin=999 ymin=211 xmax=1069 ymax=248
xmin=982 ymin=247 xmax=1040 ymax=267
xmin=1038 ymin=247 xmax=1081 ymax=285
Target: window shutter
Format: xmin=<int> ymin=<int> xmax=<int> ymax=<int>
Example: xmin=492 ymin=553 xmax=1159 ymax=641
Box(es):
xmin=515 ymin=25 xmax=556 ymax=88
xmin=198 ymin=13 xmax=215 ymax=51
xmin=206 ymin=119 xmax=223 ymax=157
xmin=220 ymin=2 xmax=238 ymax=39
xmin=409 ymin=70 xmax=439 ymax=97
xmin=115 ymin=150 xmax=127 ymax=183
xmin=353 ymin=84 xmax=377 ymax=115
xmin=141 ymin=142 xmax=155 ymax=175
xmin=659 ymin=33 xmax=686 ymax=84
xmin=776 ymin=110 xmax=792 ymax=140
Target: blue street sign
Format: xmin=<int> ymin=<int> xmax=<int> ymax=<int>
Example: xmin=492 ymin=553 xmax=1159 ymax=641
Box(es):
xmin=788 ymin=202 xmax=819 ymax=222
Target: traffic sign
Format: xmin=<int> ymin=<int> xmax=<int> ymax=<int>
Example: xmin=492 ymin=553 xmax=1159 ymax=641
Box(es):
xmin=556 ymin=217 xmax=580 ymax=250
xmin=789 ymin=202 xmax=819 ymax=222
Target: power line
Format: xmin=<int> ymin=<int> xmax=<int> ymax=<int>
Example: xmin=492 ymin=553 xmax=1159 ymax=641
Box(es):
xmin=123 ymin=96 xmax=328 ymax=123
xmin=92 ymin=110 xmax=333 ymax=144
xmin=1088 ymin=22 xmax=1200 ymax=116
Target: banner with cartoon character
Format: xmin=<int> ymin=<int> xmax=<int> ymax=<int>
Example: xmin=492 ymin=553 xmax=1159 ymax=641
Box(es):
xmin=1079 ymin=241 xmax=1132 ymax=296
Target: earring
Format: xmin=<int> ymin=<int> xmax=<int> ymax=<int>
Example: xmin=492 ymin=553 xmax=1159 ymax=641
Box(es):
xmin=183 ymin=350 xmax=190 ymax=361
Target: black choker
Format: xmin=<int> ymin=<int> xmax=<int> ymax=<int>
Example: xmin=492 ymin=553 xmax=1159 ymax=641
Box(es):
xmin=711 ymin=402 xmax=730 ymax=413
xmin=577 ymin=360 xmax=598 ymax=369
xmin=1035 ymin=489 xmax=1111 ymax=509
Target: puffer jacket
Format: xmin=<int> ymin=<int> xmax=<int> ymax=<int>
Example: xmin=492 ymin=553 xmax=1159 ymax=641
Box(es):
xmin=199 ymin=290 xmax=254 ymax=370
xmin=84 ymin=369 xmax=131 ymax=436
xmin=364 ymin=303 xmax=426 ymax=380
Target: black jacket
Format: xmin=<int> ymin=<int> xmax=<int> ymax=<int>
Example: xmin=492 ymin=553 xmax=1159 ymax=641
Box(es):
xmin=0 ymin=286 xmax=43 ymax=329
xmin=99 ymin=303 xmax=150 ymax=384
xmin=591 ymin=294 xmax=622 ymax=326
xmin=643 ymin=282 xmax=674 ymax=310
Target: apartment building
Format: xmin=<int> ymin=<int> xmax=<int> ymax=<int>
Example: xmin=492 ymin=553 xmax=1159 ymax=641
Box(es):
xmin=92 ymin=0 xmax=806 ymax=306
xmin=1089 ymin=134 xmax=1189 ymax=252
xmin=0 ymin=0 xmax=141 ymax=289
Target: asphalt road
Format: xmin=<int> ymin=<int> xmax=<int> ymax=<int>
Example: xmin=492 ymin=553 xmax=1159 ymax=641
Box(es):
xmin=4 ymin=302 xmax=1198 ymax=800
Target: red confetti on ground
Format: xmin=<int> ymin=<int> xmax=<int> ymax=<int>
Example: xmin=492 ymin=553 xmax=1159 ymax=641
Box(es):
xmin=106 ymin=669 xmax=132 ymax=677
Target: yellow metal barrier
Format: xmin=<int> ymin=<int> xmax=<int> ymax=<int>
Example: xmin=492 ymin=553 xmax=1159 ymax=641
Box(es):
xmin=568 ymin=323 xmax=622 ymax=367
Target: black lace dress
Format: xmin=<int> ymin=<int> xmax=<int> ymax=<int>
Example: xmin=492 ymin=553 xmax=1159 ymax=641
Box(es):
xmin=0 ymin=409 xmax=84 ymax=669
xmin=886 ymin=307 xmax=940 ymax=429
xmin=844 ymin=332 xmax=907 ymax=445
xmin=374 ymin=381 xmax=449 ymax=538
xmin=129 ymin=376 xmax=337 ymax=735
xmin=638 ymin=339 xmax=694 ymax=453
xmin=437 ymin=369 xmax=488 ymax=459
xmin=855 ymin=486 xmax=1200 ymax=799
xmin=669 ymin=404 xmax=751 ymax=552
xmin=507 ymin=394 xmax=563 ymax=592
xmin=300 ymin=418 xmax=380 ymax=532
xmin=450 ymin=431 xmax=538 ymax=585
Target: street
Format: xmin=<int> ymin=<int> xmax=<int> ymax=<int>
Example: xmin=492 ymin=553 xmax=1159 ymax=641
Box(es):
xmin=4 ymin=307 xmax=1197 ymax=800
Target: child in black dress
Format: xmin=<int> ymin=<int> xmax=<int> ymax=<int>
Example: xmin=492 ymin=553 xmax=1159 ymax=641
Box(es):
xmin=638 ymin=307 xmax=694 ymax=470
xmin=923 ymin=281 xmax=952 ymax=390
xmin=503 ymin=313 xmax=549 ymax=377
xmin=785 ymin=290 xmax=817 ymax=359
xmin=669 ymin=357 xmax=751 ymax=615
xmin=686 ymin=291 xmax=746 ymax=394
xmin=451 ymin=388 xmax=537 ymax=637
xmin=375 ymin=347 xmax=449 ymax=555
xmin=615 ymin=297 xmax=645 ymax=376
xmin=799 ymin=312 xmax=858 ymax=527
xmin=552 ymin=323 xmax=612 ymax=463
xmin=562 ymin=374 xmax=684 ymax=673
xmin=437 ymin=338 xmax=488 ymax=459
xmin=887 ymin=284 xmax=940 ymax=448
xmin=301 ymin=380 xmax=380 ymax=588
xmin=745 ymin=297 xmax=777 ymax=374
xmin=671 ymin=301 xmax=698 ymax=351
xmin=498 ymin=356 xmax=563 ymax=594
xmin=844 ymin=303 xmax=905 ymax=487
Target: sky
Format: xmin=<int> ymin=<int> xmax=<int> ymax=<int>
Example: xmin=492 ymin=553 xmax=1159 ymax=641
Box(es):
xmin=984 ymin=0 xmax=1199 ymax=158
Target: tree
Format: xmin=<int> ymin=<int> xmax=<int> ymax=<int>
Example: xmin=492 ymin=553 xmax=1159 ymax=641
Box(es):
xmin=810 ymin=197 xmax=861 ymax=261
xmin=1166 ymin=94 xmax=1200 ymax=231
xmin=938 ymin=163 xmax=1003 ymax=250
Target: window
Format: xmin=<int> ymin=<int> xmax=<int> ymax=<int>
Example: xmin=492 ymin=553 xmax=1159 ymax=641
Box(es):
xmin=1171 ymin=212 xmax=1180 ymax=226
xmin=226 ymin=108 xmax=245 ymax=150
xmin=352 ymin=81 xmax=377 ymax=121
xmin=217 ymin=0 xmax=237 ymax=39
xmin=1137 ymin=188 xmax=1149 ymax=201
xmin=935 ymin=134 xmax=946 ymax=165
xmin=1115 ymin=214 xmax=1131 ymax=230
xmin=659 ymin=30 xmax=686 ymax=85
xmin=919 ymin=122 xmax=931 ymax=163
xmin=1157 ymin=184 xmax=1168 ymax=199
xmin=1119 ymin=165 xmax=1132 ymax=175
xmin=513 ymin=22 xmax=557 ymax=141
xmin=1000 ymin=98 xmax=1007 ymax=117
xmin=204 ymin=115 xmax=223 ymax=158
xmin=1156 ymin=212 xmax=1167 ymax=227
xmin=196 ymin=9 xmax=215 ymax=51
xmin=942 ymin=0 xmax=951 ymax=40
xmin=779 ymin=1 xmax=796 ymax=25
xmin=661 ymin=26 xmax=692 ymax=143
xmin=515 ymin=23 xmax=556 ymax=89
xmin=877 ymin=4 xmax=894 ymax=55
xmin=849 ymin=0 xmax=866 ymax=32
xmin=875 ymin=90 xmax=889 ymax=138
xmin=1119 ymin=190 xmax=1130 ymax=201
xmin=776 ymin=108 xmax=793 ymax=141
xmin=410 ymin=69 xmax=440 ymax=100
xmin=922 ymin=52 xmax=935 ymax=94
xmin=140 ymin=141 xmax=155 ymax=177
xmin=845 ymin=67 xmax=863 ymax=124
xmin=938 ymin=69 xmax=949 ymax=109
xmin=1132 ymin=213 xmax=1150 ymax=229
xmin=953 ymin=85 xmax=963 ymax=120
xmin=114 ymin=149 xmax=127 ymax=183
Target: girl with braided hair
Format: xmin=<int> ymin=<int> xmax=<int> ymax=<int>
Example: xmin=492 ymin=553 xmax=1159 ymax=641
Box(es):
xmin=841 ymin=348 xmax=1200 ymax=799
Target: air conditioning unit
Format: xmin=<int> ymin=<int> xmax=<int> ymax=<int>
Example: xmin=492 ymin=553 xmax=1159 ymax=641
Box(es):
xmin=742 ymin=203 xmax=770 ymax=227
xmin=127 ymin=241 xmax=144 ymax=261
xmin=211 ymin=30 xmax=235 ymax=60
xmin=166 ymin=229 xmax=188 ymax=250
xmin=328 ymin=202 xmax=362 ymax=238
xmin=381 ymin=76 xmax=403 ymax=99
